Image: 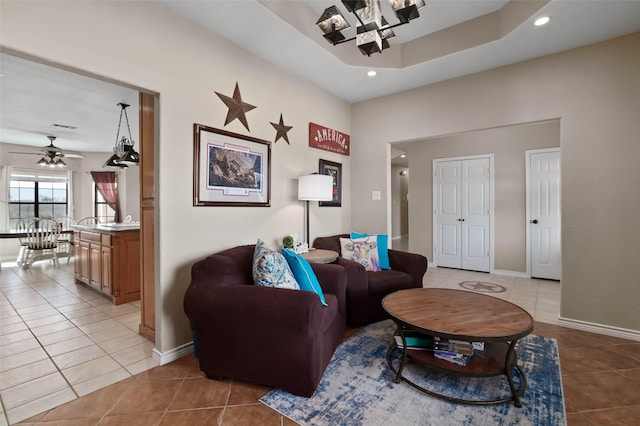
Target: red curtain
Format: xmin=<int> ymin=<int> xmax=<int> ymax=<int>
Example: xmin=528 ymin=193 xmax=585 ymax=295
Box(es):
xmin=91 ymin=171 xmax=121 ymax=222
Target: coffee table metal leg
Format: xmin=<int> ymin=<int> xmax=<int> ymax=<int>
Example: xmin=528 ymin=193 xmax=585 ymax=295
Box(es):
xmin=387 ymin=326 xmax=408 ymax=383
xmin=505 ymin=340 xmax=526 ymax=407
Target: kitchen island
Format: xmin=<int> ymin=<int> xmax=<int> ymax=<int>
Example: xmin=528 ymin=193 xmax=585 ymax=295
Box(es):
xmin=72 ymin=224 xmax=140 ymax=305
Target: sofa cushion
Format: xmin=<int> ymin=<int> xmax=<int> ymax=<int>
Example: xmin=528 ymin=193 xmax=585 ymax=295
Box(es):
xmin=350 ymin=231 xmax=390 ymax=270
xmin=282 ymin=248 xmax=327 ymax=306
xmin=252 ymin=239 xmax=300 ymax=290
xmin=339 ymin=236 xmax=382 ymax=272
xmin=367 ymin=270 xmax=413 ymax=296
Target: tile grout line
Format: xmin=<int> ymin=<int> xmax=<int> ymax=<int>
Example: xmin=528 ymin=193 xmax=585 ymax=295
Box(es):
xmin=217 ymin=381 xmax=234 ymax=426
xmin=0 ymin=264 xmax=150 ymax=423
xmin=0 ymin=270 xmax=81 ymax=419
xmin=94 ymin=376 xmax=138 ymax=424
xmin=155 ymin=375 xmax=189 ymax=424
xmin=29 ymin=273 xmax=142 ymax=400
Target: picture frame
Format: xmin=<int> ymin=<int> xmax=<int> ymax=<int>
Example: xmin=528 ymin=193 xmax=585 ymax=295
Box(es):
xmin=319 ymin=159 xmax=342 ymax=207
xmin=193 ymin=124 xmax=271 ymax=207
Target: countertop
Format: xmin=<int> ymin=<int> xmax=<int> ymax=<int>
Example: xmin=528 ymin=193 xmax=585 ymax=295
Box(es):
xmin=71 ymin=223 xmax=140 ymax=233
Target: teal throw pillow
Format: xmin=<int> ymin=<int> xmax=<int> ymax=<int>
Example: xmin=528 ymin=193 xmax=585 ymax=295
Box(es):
xmin=351 ymin=231 xmax=390 ymax=269
xmin=282 ymin=248 xmax=328 ymax=306
xmin=253 ymin=239 xmax=300 ymax=290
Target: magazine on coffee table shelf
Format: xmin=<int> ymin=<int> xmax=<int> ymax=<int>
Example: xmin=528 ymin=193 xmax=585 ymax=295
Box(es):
xmin=394 ymin=331 xmax=433 ymax=350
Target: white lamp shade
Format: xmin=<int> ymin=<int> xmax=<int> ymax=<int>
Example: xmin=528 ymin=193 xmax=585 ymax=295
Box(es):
xmin=298 ymin=174 xmax=333 ymax=201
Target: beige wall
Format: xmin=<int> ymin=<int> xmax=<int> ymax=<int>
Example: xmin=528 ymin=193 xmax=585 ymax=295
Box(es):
xmin=352 ymin=33 xmax=640 ymax=333
xmin=405 ymin=120 xmax=560 ymax=273
xmin=1 ymin=1 xmax=352 ymax=353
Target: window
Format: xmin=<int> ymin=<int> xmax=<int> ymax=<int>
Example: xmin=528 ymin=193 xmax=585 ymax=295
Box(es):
xmin=8 ymin=172 xmax=68 ymax=229
xmin=94 ymin=184 xmax=116 ymax=223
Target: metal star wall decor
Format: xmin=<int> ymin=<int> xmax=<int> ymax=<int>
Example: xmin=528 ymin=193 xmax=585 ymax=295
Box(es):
xmin=270 ymin=113 xmax=293 ymax=144
xmin=215 ymin=82 xmax=256 ymax=131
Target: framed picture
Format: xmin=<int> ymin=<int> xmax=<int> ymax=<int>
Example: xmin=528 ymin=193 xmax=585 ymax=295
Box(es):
xmin=193 ymin=124 xmax=271 ymax=207
xmin=319 ymin=159 xmax=342 ymax=207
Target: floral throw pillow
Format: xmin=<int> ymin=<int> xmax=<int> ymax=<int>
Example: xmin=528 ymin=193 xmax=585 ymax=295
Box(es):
xmin=253 ymin=239 xmax=300 ymax=290
xmin=339 ymin=236 xmax=382 ymax=272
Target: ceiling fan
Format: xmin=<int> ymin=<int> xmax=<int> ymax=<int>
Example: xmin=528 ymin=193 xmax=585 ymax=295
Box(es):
xmin=10 ymin=135 xmax=85 ymax=167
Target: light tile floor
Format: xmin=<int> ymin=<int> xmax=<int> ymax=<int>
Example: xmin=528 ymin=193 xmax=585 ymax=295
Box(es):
xmin=0 ymin=260 xmax=157 ymax=425
xmin=393 ymin=235 xmax=561 ymax=325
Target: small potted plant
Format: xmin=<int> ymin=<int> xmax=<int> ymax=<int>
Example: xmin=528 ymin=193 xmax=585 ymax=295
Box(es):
xmin=282 ymin=235 xmax=295 ymax=249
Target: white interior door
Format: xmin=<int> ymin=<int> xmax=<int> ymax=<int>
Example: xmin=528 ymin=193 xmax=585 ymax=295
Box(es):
xmin=529 ymin=150 xmax=561 ymax=280
xmin=461 ymin=159 xmax=491 ymax=272
xmin=435 ymin=157 xmax=491 ymax=272
xmin=435 ymin=161 xmax=461 ymax=268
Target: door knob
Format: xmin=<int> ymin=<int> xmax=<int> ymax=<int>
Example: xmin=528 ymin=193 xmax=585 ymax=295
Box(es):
xmin=531 ymin=219 xmax=539 ymax=224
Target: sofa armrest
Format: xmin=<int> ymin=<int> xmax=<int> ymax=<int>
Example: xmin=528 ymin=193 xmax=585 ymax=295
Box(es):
xmin=388 ymin=249 xmax=428 ymax=287
xmin=310 ymin=262 xmax=347 ymax=314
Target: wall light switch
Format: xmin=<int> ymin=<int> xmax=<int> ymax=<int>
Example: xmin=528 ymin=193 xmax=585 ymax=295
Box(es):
xmin=372 ymin=190 xmax=381 ymax=201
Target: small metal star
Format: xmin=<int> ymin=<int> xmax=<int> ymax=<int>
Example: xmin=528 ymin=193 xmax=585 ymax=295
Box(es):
xmin=215 ymin=82 xmax=256 ymax=131
xmin=270 ymin=114 xmax=293 ymax=144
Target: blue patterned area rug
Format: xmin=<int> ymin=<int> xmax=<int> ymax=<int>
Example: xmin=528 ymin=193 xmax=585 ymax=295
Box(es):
xmin=260 ymin=320 xmax=566 ymax=426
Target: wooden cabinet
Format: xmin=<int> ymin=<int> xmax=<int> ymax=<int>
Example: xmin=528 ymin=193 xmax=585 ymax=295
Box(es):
xmin=89 ymin=243 xmax=101 ymax=289
xmin=74 ymin=227 xmax=140 ymax=305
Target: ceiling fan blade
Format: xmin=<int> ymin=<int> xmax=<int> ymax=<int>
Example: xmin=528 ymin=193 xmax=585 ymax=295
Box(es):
xmin=8 ymin=151 xmax=44 ymax=156
xmin=62 ymin=153 xmax=85 ymax=159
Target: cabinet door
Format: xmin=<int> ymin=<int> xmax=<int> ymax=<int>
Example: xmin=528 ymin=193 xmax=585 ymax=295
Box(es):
xmin=78 ymin=241 xmax=91 ymax=284
xmin=89 ymin=244 xmax=101 ymax=289
xmin=101 ymin=246 xmax=112 ymax=294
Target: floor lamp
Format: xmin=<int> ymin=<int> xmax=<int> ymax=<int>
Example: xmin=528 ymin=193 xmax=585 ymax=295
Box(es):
xmin=298 ymin=174 xmax=333 ymax=245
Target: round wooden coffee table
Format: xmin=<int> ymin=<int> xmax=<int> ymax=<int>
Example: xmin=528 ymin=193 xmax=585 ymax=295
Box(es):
xmin=382 ymin=288 xmax=534 ymax=407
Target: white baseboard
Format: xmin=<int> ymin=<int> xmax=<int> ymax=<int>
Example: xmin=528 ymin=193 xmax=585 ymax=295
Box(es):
xmin=153 ymin=341 xmax=194 ymax=365
xmin=558 ymin=316 xmax=640 ymax=342
xmin=491 ymin=269 xmax=529 ymax=278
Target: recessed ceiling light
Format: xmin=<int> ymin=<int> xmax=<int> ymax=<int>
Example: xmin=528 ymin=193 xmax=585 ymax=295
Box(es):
xmin=400 ymin=154 xmax=406 ymax=158
xmin=367 ymin=70 xmax=377 ymax=77
xmin=534 ymin=16 xmax=550 ymax=26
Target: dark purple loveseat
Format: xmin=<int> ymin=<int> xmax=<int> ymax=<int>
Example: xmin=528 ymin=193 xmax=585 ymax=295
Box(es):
xmin=184 ymin=244 xmax=347 ymax=397
xmin=313 ymin=234 xmax=428 ymax=327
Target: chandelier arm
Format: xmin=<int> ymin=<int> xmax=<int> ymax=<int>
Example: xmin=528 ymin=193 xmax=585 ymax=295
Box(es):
xmin=383 ymin=21 xmax=409 ymax=31
xmin=350 ymin=9 xmax=368 ymax=29
xmin=334 ymin=35 xmax=357 ymax=45
xmin=122 ymin=106 xmax=134 ymax=143
xmin=115 ymin=107 xmax=125 ymax=148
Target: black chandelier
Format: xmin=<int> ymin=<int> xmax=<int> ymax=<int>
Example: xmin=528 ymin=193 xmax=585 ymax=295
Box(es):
xmin=104 ymin=103 xmax=140 ymax=168
xmin=316 ymin=0 xmax=425 ymax=56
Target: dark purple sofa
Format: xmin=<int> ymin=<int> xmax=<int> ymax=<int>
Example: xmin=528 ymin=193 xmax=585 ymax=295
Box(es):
xmin=313 ymin=234 xmax=428 ymax=327
xmin=184 ymin=244 xmax=347 ymax=397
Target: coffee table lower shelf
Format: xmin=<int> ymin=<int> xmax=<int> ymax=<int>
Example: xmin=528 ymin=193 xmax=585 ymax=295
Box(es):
xmin=385 ymin=340 xmax=527 ymax=407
